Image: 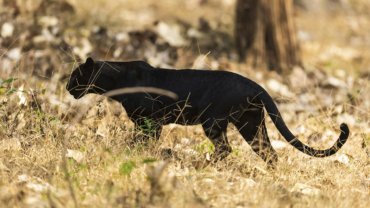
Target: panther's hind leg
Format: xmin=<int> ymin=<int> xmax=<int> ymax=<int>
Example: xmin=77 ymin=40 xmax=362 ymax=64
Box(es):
xmin=234 ymin=110 xmax=278 ymax=168
xmin=201 ymin=119 xmax=232 ymax=162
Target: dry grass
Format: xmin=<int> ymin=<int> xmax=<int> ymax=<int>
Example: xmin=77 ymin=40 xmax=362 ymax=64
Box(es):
xmin=0 ymin=0 xmax=369 ymax=207
xmin=0 ymin=88 xmax=368 ymax=207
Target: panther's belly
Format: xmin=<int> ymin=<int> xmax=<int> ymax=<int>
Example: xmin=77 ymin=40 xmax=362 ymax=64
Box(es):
xmin=122 ymin=96 xmax=238 ymax=126
xmin=153 ymin=105 xmax=202 ymax=125
xmin=125 ymin=103 xmax=205 ymax=126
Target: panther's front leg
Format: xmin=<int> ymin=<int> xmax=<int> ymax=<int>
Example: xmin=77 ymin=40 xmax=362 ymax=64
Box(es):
xmin=201 ymin=119 xmax=232 ymax=162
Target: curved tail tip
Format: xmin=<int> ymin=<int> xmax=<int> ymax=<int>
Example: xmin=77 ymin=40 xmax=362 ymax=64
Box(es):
xmin=340 ymin=123 xmax=349 ymax=135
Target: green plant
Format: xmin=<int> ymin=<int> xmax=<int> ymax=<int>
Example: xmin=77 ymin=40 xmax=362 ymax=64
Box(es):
xmin=139 ymin=118 xmax=157 ymax=136
xmin=195 ymin=140 xmax=215 ymax=154
xmin=119 ymin=160 xmax=136 ymax=175
xmin=0 ymin=78 xmax=17 ymax=95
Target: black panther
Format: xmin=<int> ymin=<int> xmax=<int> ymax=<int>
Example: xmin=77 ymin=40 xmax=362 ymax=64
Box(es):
xmin=66 ymin=57 xmax=349 ymax=166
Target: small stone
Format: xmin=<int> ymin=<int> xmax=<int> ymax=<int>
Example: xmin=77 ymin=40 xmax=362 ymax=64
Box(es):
xmin=1 ymin=22 xmax=14 ymax=38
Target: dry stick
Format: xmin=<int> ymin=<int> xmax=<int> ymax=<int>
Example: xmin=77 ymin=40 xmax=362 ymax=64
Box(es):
xmin=103 ymin=87 xmax=178 ymax=100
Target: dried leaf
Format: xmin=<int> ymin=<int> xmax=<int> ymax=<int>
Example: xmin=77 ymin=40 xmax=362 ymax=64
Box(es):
xmin=235 ymin=177 xmax=257 ymax=187
xmin=17 ymin=85 xmax=27 ymax=106
xmin=155 ymin=22 xmax=188 ymax=47
xmin=18 ymin=174 xmax=30 ymax=182
xmin=192 ymin=54 xmax=210 ymax=69
xmin=266 ymin=79 xmax=295 ymax=98
xmin=0 ymin=160 xmax=9 ymax=172
xmin=320 ymin=45 xmax=360 ymax=61
xmin=1 ymin=22 xmax=14 ymax=38
xmin=65 ymin=149 xmax=85 ymax=163
xmin=38 ymin=16 xmax=59 ymax=27
xmin=0 ymin=138 xmax=22 ymax=152
xmin=321 ymin=76 xmax=347 ymax=89
xmin=202 ymin=178 xmax=215 ymax=185
xmin=332 ymin=153 xmax=350 ymax=166
xmin=72 ymin=38 xmax=93 ymax=60
xmin=96 ymin=123 xmax=108 ymax=138
xmin=271 ymin=140 xmax=287 ymax=150
xmin=7 ymin=48 xmax=22 ymax=61
xmin=26 ymin=182 xmax=50 ymax=193
xmin=291 ymin=183 xmax=321 ymax=196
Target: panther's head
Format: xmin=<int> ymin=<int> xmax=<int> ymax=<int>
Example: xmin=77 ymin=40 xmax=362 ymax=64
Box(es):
xmin=66 ymin=57 xmax=115 ymax=99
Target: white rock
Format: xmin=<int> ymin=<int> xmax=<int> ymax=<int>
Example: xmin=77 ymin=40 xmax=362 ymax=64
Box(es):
xmin=1 ymin=22 xmax=14 ymax=38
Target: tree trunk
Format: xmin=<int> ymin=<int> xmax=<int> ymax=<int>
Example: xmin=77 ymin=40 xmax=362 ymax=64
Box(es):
xmin=235 ymin=0 xmax=301 ymax=72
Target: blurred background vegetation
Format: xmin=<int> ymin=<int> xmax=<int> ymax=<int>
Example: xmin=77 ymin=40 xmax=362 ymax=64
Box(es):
xmin=1 ymin=0 xmax=370 ymax=78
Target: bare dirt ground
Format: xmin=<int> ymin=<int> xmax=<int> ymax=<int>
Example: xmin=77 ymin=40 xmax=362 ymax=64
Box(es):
xmin=0 ymin=0 xmax=369 ymax=207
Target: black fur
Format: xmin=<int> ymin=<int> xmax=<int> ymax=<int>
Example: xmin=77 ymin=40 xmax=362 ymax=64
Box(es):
xmin=66 ymin=57 xmax=350 ymax=166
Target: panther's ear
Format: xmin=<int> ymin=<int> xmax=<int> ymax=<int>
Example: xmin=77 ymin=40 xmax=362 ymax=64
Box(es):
xmin=85 ymin=57 xmax=94 ymax=67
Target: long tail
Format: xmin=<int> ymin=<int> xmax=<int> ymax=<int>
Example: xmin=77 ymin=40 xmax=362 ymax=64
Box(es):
xmin=257 ymin=89 xmax=349 ymax=157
